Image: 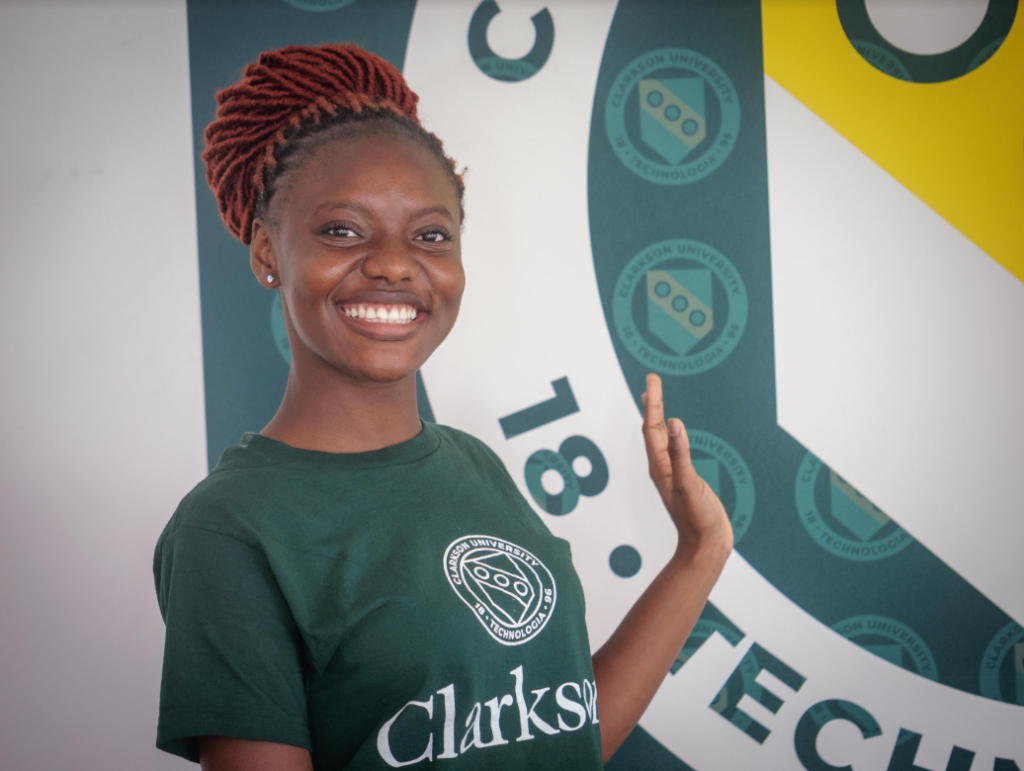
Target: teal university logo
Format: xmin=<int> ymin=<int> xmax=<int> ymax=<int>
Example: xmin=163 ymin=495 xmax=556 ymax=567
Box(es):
xmin=468 ymin=0 xmax=554 ymax=82
xmin=612 ymin=239 xmax=748 ymax=376
xmin=605 ymin=48 xmax=740 ymax=184
xmin=980 ymin=621 xmax=1024 ymax=705
xmin=795 ymin=452 xmax=913 ymax=561
xmin=445 ymin=535 xmax=556 ymax=645
xmin=689 ymin=431 xmax=755 ymax=545
xmin=833 ymin=615 xmax=938 ymax=682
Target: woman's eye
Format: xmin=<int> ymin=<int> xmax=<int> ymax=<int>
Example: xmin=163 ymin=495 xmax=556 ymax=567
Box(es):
xmin=417 ymin=229 xmax=451 ymax=244
xmin=324 ymin=223 xmax=358 ymax=238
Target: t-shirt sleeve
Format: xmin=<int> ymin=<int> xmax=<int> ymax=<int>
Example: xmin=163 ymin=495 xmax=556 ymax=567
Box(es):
xmin=154 ymin=525 xmax=311 ymax=762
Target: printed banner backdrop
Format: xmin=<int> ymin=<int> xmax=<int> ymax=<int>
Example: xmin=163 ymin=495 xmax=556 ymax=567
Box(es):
xmin=186 ymin=1 xmax=1024 ymax=769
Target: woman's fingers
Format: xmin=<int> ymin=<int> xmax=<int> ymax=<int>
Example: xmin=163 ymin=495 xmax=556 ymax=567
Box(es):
xmin=641 ymin=374 xmax=672 ymax=501
xmin=665 ymin=417 xmax=695 ymax=497
xmin=640 ymin=373 xmax=733 ymax=550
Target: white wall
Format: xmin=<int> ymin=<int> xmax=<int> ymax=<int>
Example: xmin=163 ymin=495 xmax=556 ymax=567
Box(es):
xmin=0 ymin=2 xmax=203 ymax=768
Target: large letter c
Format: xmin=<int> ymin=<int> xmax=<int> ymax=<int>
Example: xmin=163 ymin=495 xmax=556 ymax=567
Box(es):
xmin=795 ymin=700 xmax=882 ymax=771
xmin=377 ymin=696 xmax=434 ymax=768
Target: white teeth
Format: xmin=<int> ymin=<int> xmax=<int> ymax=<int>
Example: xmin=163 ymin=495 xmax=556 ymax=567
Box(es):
xmin=345 ymin=304 xmax=419 ymax=325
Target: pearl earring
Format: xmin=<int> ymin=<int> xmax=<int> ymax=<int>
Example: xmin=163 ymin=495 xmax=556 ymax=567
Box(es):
xmin=267 ymin=275 xmax=275 ymax=284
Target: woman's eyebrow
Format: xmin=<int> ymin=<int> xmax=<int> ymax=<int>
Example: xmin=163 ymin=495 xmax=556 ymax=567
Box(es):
xmin=311 ymin=202 xmax=453 ymax=222
xmin=312 ymin=200 xmax=371 ymax=216
xmin=409 ymin=205 xmax=454 ymax=223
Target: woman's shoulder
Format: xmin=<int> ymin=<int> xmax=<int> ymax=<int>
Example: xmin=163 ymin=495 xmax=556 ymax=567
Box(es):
xmin=157 ymin=437 xmax=280 ymax=549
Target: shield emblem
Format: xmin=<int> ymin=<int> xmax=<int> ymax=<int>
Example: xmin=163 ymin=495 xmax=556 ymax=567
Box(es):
xmin=462 ymin=550 xmax=538 ymax=626
xmin=829 ymin=470 xmax=891 ymax=542
xmin=646 ymin=269 xmax=714 ymax=355
xmin=639 ymin=78 xmax=707 ymax=164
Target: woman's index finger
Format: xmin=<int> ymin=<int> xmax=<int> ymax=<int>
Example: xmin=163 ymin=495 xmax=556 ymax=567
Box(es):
xmin=643 ymin=373 xmax=666 ymax=429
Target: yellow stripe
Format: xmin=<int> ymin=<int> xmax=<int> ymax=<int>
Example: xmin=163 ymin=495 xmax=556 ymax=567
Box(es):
xmin=762 ymin=0 xmax=1024 ymax=282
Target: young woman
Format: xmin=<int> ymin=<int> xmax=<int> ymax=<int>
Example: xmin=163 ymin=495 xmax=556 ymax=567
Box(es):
xmin=154 ymin=44 xmax=733 ymax=771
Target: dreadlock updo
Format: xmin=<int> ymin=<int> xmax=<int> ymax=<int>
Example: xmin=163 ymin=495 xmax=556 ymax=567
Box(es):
xmin=202 ymin=43 xmax=465 ymax=245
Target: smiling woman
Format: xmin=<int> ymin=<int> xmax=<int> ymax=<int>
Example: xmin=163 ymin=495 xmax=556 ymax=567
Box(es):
xmin=153 ymin=43 xmax=733 ymax=771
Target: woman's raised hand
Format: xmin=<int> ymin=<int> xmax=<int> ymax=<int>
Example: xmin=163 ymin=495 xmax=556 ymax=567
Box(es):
xmin=592 ymin=373 xmax=736 ymax=761
xmin=641 ymin=373 xmax=734 ymax=557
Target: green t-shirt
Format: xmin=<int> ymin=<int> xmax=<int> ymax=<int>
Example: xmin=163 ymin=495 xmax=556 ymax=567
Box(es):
xmin=154 ymin=422 xmax=603 ymax=769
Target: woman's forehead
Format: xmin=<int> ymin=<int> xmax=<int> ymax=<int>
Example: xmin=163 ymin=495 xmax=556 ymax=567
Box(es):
xmin=277 ymin=134 xmax=460 ymax=215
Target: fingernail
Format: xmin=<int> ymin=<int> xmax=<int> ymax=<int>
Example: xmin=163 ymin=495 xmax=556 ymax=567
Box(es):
xmin=668 ymin=420 xmax=681 ymax=437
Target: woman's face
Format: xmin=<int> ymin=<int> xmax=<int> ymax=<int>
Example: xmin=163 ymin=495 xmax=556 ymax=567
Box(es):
xmin=253 ymin=132 xmax=465 ymax=385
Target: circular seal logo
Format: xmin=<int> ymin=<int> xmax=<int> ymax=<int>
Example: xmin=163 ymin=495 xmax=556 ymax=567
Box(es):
xmin=282 ymin=0 xmax=357 ymax=11
xmin=795 ymin=452 xmax=913 ymax=561
xmin=979 ymin=621 xmax=1024 ymax=705
xmin=605 ymin=48 xmax=740 ymax=185
xmin=444 ymin=535 xmax=556 ymax=646
xmin=612 ymin=239 xmax=748 ymax=376
xmin=689 ymin=430 xmax=755 ymax=545
xmin=832 ymin=615 xmax=938 ymax=682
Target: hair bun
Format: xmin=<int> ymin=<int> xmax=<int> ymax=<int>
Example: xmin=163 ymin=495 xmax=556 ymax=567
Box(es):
xmin=202 ymin=44 xmax=420 ymax=244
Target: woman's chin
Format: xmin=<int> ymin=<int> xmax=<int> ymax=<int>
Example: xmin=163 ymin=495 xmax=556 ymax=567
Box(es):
xmin=293 ymin=337 xmax=434 ymax=387
xmin=362 ymin=366 xmax=421 ymax=385
xmin=336 ymin=355 xmax=425 ymax=386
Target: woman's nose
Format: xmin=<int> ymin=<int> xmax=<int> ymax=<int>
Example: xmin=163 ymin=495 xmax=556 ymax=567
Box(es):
xmin=360 ymin=237 xmax=419 ymax=283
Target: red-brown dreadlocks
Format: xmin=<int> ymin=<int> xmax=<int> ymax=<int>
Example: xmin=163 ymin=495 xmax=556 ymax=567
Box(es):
xmin=202 ymin=43 xmax=463 ymax=245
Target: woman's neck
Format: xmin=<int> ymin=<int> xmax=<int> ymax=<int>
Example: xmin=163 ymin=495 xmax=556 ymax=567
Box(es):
xmin=260 ymin=365 xmax=422 ymax=454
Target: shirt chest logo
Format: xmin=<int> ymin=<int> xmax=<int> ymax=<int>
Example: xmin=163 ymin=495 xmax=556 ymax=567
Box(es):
xmin=444 ymin=535 xmax=556 ymax=645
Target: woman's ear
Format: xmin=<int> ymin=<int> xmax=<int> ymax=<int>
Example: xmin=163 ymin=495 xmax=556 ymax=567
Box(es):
xmin=250 ymin=218 xmax=279 ymax=288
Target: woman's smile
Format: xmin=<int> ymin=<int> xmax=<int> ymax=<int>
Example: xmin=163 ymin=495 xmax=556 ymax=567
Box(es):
xmin=342 ymin=303 xmax=418 ymax=325
xmin=336 ymin=290 xmax=429 ymax=340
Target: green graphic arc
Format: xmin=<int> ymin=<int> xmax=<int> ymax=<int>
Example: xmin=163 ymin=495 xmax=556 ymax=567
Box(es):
xmin=586 ymin=0 xmax=1020 ymax=721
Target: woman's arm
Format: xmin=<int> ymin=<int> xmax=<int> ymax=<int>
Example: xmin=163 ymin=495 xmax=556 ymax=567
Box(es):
xmin=198 ymin=736 xmax=314 ymax=771
xmin=592 ymin=373 xmax=734 ymax=763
